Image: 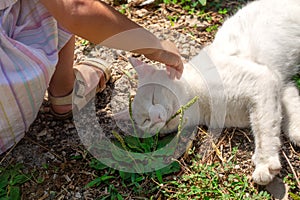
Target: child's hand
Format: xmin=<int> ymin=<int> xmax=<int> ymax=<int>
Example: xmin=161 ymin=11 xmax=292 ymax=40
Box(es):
xmin=144 ymin=40 xmax=183 ymax=80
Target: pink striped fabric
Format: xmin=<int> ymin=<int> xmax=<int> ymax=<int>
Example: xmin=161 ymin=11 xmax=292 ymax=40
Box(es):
xmin=0 ymin=0 xmax=72 ymax=154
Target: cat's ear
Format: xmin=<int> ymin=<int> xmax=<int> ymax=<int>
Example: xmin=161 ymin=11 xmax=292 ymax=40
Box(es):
xmin=129 ymin=57 xmax=156 ymax=79
xmin=113 ymin=109 xmax=131 ymax=120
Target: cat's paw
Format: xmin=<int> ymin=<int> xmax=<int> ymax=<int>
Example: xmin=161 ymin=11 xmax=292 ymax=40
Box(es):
xmin=252 ymin=161 xmax=281 ymax=185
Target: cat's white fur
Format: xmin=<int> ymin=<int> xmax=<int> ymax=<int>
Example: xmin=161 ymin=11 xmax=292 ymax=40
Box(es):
xmin=128 ymin=0 xmax=300 ymax=185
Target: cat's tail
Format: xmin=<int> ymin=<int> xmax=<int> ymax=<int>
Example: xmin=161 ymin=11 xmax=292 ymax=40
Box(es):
xmin=282 ymin=84 xmax=300 ymax=145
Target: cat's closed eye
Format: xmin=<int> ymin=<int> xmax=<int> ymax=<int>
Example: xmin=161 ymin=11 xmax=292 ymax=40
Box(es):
xmin=142 ymin=118 xmax=150 ymax=126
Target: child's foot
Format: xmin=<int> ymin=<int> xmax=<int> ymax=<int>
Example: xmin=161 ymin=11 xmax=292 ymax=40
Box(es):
xmin=49 ymin=58 xmax=111 ymax=119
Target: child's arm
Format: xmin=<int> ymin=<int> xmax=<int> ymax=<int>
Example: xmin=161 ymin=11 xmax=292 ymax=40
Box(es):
xmin=40 ymin=0 xmax=183 ymax=79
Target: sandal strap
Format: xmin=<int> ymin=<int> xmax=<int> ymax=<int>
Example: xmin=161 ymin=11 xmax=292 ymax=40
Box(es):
xmin=73 ymin=58 xmax=111 ymax=110
xmin=48 ymin=91 xmax=73 ymax=106
xmin=49 ymin=58 xmax=111 ymax=114
xmin=77 ymin=58 xmax=111 ymax=83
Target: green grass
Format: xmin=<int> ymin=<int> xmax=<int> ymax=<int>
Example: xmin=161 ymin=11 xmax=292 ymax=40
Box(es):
xmin=161 ymin=148 xmax=271 ymax=199
xmin=0 ymin=164 xmax=30 ymax=200
xmin=85 ymin=145 xmax=278 ymax=199
xmin=163 ymin=0 xmax=207 ymax=10
xmin=284 ymin=173 xmax=300 ymax=199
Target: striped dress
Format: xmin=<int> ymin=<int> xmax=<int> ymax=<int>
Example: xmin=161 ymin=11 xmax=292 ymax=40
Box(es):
xmin=0 ymin=0 xmax=72 ymax=154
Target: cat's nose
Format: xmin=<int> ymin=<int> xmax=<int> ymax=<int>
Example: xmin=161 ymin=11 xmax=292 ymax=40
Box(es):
xmin=151 ymin=113 xmax=163 ymax=123
xmin=149 ymin=104 xmax=167 ymax=124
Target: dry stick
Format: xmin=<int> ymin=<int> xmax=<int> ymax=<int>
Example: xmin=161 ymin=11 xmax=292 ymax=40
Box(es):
xmin=289 ymin=142 xmax=300 ymax=156
xmin=238 ymin=129 xmax=252 ymax=142
xmin=24 ymin=136 xmax=64 ymax=161
xmin=0 ymin=143 xmax=17 ymax=165
xmin=54 ymin=185 xmax=70 ymax=200
xmin=281 ymin=150 xmax=300 ymax=190
xmin=228 ymin=128 xmax=236 ymax=153
xmin=198 ymin=128 xmax=224 ymax=163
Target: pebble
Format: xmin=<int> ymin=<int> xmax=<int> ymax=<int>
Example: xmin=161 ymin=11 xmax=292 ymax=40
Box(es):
xmin=75 ymin=192 xmax=82 ymax=198
xmin=234 ymin=165 xmax=240 ymax=169
xmin=53 ymin=174 xmax=58 ymax=180
xmin=37 ymin=129 xmax=47 ymax=137
xmin=136 ymin=8 xmax=148 ymax=17
xmin=50 ymin=121 xmax=56 ymax=127
xmin=45 ymin=152 xmax=55 ymax=160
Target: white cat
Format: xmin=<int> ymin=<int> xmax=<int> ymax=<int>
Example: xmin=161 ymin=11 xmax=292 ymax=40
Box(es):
xmin=121 ymin=0 xmax=300 ymax=185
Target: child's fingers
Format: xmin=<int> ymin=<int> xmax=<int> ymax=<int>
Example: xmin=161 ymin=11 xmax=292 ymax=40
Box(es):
xmin=166 ymin=66 xmax=176 ymax=80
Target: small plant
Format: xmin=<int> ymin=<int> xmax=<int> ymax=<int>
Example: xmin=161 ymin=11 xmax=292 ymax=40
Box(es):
xmin=164 ymin=0 xmax=207 ymax=13
xmin=87 ymin=158 xmax=181 ymax=198
xmin=0 ymin=164 xmax=31 ymax=200
xmin=119 ymin=4 xmax=128 ymax=15
xmin=206 ymin=24 xmax=219 ymax=32
xmin=218 ymin=8 xmax=228 ymax=15
xmin=167 ymin=15 xmax=179 ymax=26
xmin=86 ymin=96 xmax=199 ymax=198
xmin=161 ymin=152 xmax=271 ymax=199
xmin=284 ymin=174 xmax=300 ymax=199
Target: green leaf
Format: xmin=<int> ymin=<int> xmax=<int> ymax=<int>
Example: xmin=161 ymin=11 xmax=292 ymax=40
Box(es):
xmin=124 ymin=136 xmax=143 ymax=152
xmin=142 ymin=136 xmax=154 ymax=150
xmin=9 ymin=186 xmax=20 ymax=200
xmin=116 ymin=193 xmax=124 ymax=200
xmin=156 ymin=134 xmax=175 ymax=149
xmin=158 ymin=162 xmax=181 ymax=176
xmin=85 ymin=175 xmax=115 ymax=188
xmin=140 ymin=143 xmax=151 ymax=153
xmin=0 ymin=173 xmax=9 ymax=189
xmin=119 ymin=171 xmax=132 ymax=181
xmin=11 ymin=174 xmax=29 ymax=186
xmin=89 ymin=159 xmax=108 ymax=170
xmin=0 ymin=188 xmax=7 ymax=197
xmin=290 ymin=192 xmax=300 ymax=200
xmin=155 ymin=170 xmax=163 ymax=183
xmin=198 ymin=0 xmax=206 ymax=6
xmin=70 ymin=155 xmax=83 ymax=160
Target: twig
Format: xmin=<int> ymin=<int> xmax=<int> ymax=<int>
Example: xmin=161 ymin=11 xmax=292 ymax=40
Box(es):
xmin=0 ymin=143 xmax=17 ymax=165
xmin=238 ymin=129 xmax=252 ymax=142
xmin=281 ymin=150 xmax=300 ymax=190
xmin=24 ymin=136 xmax=64 ymax=161
xmin=227 ymin=128 xmax=236 ymax=153
xmin=289 ymin=142 xmax=300 ymax=156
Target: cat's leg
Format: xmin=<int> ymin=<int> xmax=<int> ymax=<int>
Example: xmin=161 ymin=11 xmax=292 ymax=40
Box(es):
xmin=281 ymin=84 xmax=300 ymax=145
xmin=249 ymin=72 xmax=282 ymax=185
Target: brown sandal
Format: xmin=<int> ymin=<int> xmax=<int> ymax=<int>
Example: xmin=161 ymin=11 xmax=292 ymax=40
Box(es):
xmin=48 ymin=58 xmax=111 ymax=120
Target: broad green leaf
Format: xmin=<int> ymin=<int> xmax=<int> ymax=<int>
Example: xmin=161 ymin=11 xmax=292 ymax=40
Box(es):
xmin=11 ymin=174 xmax=29 ymax=185
xmin=9 ymin=186 xmax=20 ymax=200
xmin=0 ymin=173 xmax=9 ymax=189
xmin=124 ymin=136 xmax=143 ymax=152
xmin=155 ymin=170 xmax=163 ymax=183
xmin=0 ymin=188 xmax=7 ymax=197
xmin=119 ymin=171 xmax=132 ymax=181
xmin=85 ymin=175 xmax=115 ymax=188
xmin=159 ymin=162 xmax=181 ymax=175
xmin=198 ymin=0 xmax=206 ymax=6
xmin=89 ymin=159 xmax=108 ymax=170
xmin=116 ymin=193 xmax=124 ymax=200
xmin=289 ymin=192 xmax=300 ymax=200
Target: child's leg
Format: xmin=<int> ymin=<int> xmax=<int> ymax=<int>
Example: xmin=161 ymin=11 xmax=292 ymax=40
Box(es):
xmin=48 ymin=35 xmax=76 ymax=114
xmin=48 ymin=35 xmax=110 ymax=115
